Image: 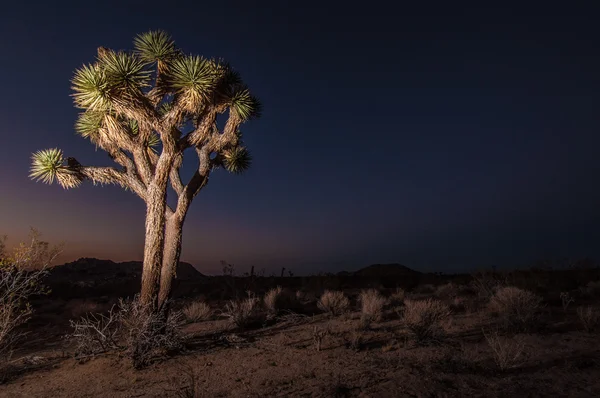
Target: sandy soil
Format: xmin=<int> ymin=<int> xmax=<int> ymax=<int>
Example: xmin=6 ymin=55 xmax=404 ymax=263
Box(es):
xmin=2 ymin=298 xmax=599 ymax=398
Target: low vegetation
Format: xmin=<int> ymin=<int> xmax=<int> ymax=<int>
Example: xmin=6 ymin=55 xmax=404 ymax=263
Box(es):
xmin=317 ymin=290 xmax=350 ymax=316
xmin=359 ymin=289 xmax=387 ymax=329
xmin=182 ymin=301 xmax=211 ymax=323
xmin=577 ymin=306 xmax=599 ymax=333
xmin=223 ymin=294 xmax=262 ymax=329
xmin=488 ymin=286 xmax=543 ymax=331
xmin=403 ymin=298 xmax=451 ymax=344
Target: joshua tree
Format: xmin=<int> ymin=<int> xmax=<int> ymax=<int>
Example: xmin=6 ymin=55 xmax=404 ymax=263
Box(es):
xmin=29 ymin=31 xmax=261 ymax=314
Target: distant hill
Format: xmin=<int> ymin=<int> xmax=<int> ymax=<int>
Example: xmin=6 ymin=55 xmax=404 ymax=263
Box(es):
xmin=45 ymin=258 xmax=205 ymax=299
xmin=48 ymin=257 xmax=204 ymax=282
xmin=350 ymin=263 xmax=421 ymax=277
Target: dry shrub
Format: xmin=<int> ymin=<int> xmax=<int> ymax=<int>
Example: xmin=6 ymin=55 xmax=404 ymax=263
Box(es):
xmin=317 ymin=290 xmax=350 ymax=316
xmin=389 ymin=287 xmax=405 ymax=305
xmin=182 ymin=301 xmax=211 ymax=323
xmin=313 ymin=325 xmax=329 ymax=351
xmin=359 ymin=289 xmax=387 ymax=329
xmin=471 ymin=270 xmax=505 ymax=299
xmin=264 ymin=286 xmax=299 ymax=317
xmin=119 ymin=297 xmax=184 ymax=369
xmin=579 ymin=281 xmax=600 ymax=299
xmin=224 ymin=293 xmax=262 ymax=329
xmin=66 ymin=305 xmax=121 ymax=358
xmin=577 ymin=306 xmax=599 ymax=333
xmin=413 ymin=284 xmax=435 ymax=295
xmin=346 ymin=328 xmax=364 ymax=351
xmin=403 ymin=299 xmax=451 ymax=344
xmin=483 ymin=329 xmax=526 ymax=370
xmin=488 ymin=286 xmax=543 ymax=331
xmin=434 ymin=282 xmax=461 ymax=299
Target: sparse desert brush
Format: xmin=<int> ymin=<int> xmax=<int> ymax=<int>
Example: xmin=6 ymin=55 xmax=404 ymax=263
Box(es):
xmin=577 ymin=306 xmax=599 ymax=333
xmin=483 ymin=329 xmax=526 ymax=371
xmin=488 ymin=286 xmax=543 ymax=331
xmin=264 ymin=286 xmax=299 ymax=316
xmin=359 ymin=289 xmax=387 ymax=329
xmin=403 ymin=299 xmax=451 ymax=344
xmin=434 ymin=282 xmax=460 ymax=299
xmin=389 ymin=287 xmax=405 ymax=305
xmin=317 ymin=290 xmax=350 ymax=316
xmin=413 ymin=284 xmax=435 ymax=295
xmin=471 ymin=270 xmax=505 ymax=299
xmin=119 ymin=297 xmax=184 ymax=369
xmin=182 ymin=301 xmax=211 ymax=323
xmin=579 ymin=280 xmax=600 ymax=299
xmin=224 ymin=294 xmax=262 ymax=329
xmin=66 ymin=305 xmax=121 ymax=358
xmin=0 ymin=230 xmax=57 ymax=361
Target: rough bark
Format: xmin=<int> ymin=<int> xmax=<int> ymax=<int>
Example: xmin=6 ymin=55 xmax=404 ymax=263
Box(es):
xmin=157 ymin=214 xmax=184 ymax=309
xmin=139 ymin=152 xmax=175 ymax=310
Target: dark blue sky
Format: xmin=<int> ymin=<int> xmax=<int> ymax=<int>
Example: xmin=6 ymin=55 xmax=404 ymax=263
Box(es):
xmin=1 ymin=1 xmax=599 ymax=274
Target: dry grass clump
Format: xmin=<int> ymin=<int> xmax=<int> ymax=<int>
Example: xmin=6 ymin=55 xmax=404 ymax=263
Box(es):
xmin=434 ymin=282 xmax=461 ymax=299
xmin=483 ymin=329 xmax=526 ymax=370
xmin=389 ymin=287 xmax=405 ymax=306
xmin=488 ymin=286 xmax=543 ymax=331
xmin=413 ymin=284 xmax=435 ymax=295
xmin=317 ymin=290 xmax=350 ymax=316
xmin=264 ymin=286 xmax=299 ymax=317
xmin=577 ymin=306 xmax=599 ymax=333
xmin=359 ymin=289 xmax=387 ymax=329
xmin=403 ymin=299 xmax=451 ymax=344
xmin=182 ymin=301 xmax=211 ymax=323
xmin=224 ymin=294 xmax=262 ymax=329
xmin=579 ymin=280 xmax=600 ymax=299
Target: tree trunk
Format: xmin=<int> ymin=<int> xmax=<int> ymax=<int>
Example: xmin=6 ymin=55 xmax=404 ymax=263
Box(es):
xmin=157 ymin=215 xmax=184 ymax=309
xmin=140 ymin=153 xmax=174 ymax=310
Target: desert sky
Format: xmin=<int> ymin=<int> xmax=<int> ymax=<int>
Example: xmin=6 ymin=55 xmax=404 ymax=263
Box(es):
xmin=1 ymin=1 xmax=600 ymax=274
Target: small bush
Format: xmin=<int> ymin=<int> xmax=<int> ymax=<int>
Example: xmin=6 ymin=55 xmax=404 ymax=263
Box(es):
xmin=434 ymin=282 xmax=460 ymax=299
xmin=579 ymin=281 xmax=600 ymax=299
xmin=389 ymin=288 xmax=405 ymax=306
xmin=182 ymin=301 xmax=211 ymax=323
xmin=0 ymin=230 xmax=57 ymax=360
xmin=359 ymin=289 xmax=387 ymax=329
xmin=484 ymin=329 xmax=526 ymax=371
xmin=119 ymin=297 xmax=184 ymax=369
xmin=488 ymin=286 xmax=542 ymax=331
xmin=264 ymin=286 xmax=299 ymax=317
xmin=66 ymin=305 xmax=121 ymax=358
xmin=317 ymin=290 xmax=349 ymax=316
xmin=403 ymin=299 xmax=451 ymax=344
xmin=413 ymin=284 xmax=435 ymax=295
xmin=224 ymin=294 xmax=261 ymax=329
xmin=577 ymin=306 xmax=599 ymax=333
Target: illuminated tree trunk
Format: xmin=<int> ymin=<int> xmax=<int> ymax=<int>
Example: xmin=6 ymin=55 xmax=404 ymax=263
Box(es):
xmin=140 ymin=154 xmax=174 ymax=311
xmin=157 ymin=214 xmax=185 ymax=309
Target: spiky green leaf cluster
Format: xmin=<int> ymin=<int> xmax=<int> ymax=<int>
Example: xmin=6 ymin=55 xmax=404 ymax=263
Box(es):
xmin=71 ymin=65 xmax=111 ymax=111
xmin=29 ymin=148 xmax=64 ymax=184
xmin=146 ymin=133 xmax=160 ymax=153
xmin=167 ymin=56 xmax=218 ymax=111
xmin=134 ymin=30 xmax=179 ymax=64
xmin=222 ymin=146 xmax=252 ymax=174
xmin=228 ymin=86 xmax=262 ymax=120
xmin=75 ymin=112 xmax=105 ymax=139
xmin=98 ymin=50 xmax=150 ymax=92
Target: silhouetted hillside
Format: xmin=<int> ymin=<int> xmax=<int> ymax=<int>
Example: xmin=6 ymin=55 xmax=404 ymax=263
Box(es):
xmin=46 ymin=257 xmax=205 ymax=299
xmin=351 ymin=263 xmax=421 ymax=277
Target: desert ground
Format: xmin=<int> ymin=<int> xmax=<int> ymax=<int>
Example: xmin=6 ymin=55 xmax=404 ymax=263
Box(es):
xmin=1 ymin=260 xmax=600 ymax=397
